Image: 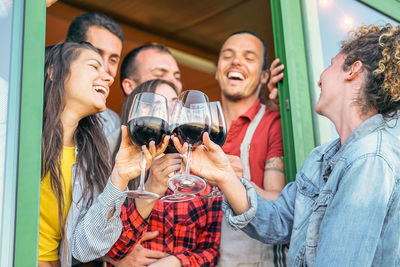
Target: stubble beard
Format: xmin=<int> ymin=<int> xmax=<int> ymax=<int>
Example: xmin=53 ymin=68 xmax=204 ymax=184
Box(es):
xmin=221 ymin=83 xmax=260 ymax=102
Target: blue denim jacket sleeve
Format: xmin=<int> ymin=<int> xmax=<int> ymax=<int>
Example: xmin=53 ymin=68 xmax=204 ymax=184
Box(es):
xmin=313 ymin=155 xmax=396 ymax=266
xmin=223 ymin=178 xmax=295 ymax=244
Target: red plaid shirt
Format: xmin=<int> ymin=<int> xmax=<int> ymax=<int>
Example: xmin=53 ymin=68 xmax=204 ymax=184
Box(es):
xmin=108 ymin=189 xmax=223 ymax=266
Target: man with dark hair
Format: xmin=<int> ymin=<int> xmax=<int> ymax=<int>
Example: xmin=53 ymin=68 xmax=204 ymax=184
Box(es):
xmin=119 ymin=43 xmax=182 ymax=95
xmin=66 ymin=12 xmax=123 ymax=138
xmin=215 ymin=31 xmax=287 ymax=267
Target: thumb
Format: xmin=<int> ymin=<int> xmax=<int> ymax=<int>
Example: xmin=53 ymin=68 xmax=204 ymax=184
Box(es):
xmin=139 ymin=231 xmax=159 ymax=243
xmin=120 ymin=125 xmax=132 ymax=148
xmin=202 ymin=132 xmax=219 ymax=151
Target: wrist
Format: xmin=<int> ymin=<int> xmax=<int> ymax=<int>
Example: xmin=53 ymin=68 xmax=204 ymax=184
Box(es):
xmin=145 ymin=175 xmax=168 ymax=195
xmin=110 ymin=168 xmax=129 ymax=191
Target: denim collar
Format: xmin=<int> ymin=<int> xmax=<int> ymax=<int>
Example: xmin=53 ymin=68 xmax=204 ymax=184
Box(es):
xmin=318 ymin=114 xmax=385 ymax=178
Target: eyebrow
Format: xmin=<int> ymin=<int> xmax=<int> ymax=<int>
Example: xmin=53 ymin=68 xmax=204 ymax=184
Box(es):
xmin=89 ymin=58 xmax=103 ymax=67
xmin=221 ymin=48 xmax=234 ymax=53
xmin=97 ymin=47 xmax=120 ymax=58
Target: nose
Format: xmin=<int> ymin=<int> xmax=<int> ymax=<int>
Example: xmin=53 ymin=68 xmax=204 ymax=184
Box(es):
xmin=232 ymin=54 xmax=242 ymax=66
xmin=102 ymin=71 xmax=114 ymax=86
xmin=166 ymin=75 xmax=183 ymax=93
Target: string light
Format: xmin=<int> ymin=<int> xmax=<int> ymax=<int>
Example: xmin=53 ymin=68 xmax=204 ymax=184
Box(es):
xmin=341 ymin=15 xmax=355 ymax=30
xmin=319 ymin=0 xmax=333 ymax=8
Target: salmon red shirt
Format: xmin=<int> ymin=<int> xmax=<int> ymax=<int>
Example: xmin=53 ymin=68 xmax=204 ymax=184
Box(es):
xmin=222 ymin=99 xmax=283 ymax=187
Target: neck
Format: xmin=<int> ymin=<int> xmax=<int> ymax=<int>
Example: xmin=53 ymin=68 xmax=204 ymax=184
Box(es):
xmin=60 ymin=108 xmax=81 ymax=147
xmin=221 ymin=94 xmax=259 ymax=130
xmin=330 ymin=104 xmax=377 ymax=145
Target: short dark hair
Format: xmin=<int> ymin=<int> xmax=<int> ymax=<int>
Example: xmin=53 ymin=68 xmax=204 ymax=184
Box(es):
xmin=226 ymin=31 xmax=269 ymax=70
xmin=66 ymin=13 xmax=123 ymax=43
xmin=119 ymin=44 xmax=171 ymax=93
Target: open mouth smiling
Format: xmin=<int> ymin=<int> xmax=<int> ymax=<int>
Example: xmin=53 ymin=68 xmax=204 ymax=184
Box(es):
xmin=93 ymin=85 xmax=108 ymax=97
xmin=227 ymin=71 xmax=245 ymax=81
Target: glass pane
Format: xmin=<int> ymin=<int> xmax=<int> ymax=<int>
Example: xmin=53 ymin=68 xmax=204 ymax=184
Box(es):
xmin=316 ymin=0 xmax=399 ymax=140
xmin=0 ymin=0 xmax=13 ymax=232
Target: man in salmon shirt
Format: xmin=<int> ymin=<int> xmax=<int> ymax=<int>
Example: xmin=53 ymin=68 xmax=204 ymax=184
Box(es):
xmin=215 ymin=31 xmax=287 ymax=267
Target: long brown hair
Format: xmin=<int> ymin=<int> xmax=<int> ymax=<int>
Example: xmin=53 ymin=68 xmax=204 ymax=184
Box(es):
xmin=42 ymin=42 xmax=111 ymax=235
xmin=113 ymin=79 xmax=177 ymax=189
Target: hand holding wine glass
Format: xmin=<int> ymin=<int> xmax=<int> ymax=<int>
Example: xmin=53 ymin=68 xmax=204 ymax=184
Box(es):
xmin=125 ymin=92 xmax=170 ymax=199
xmin=111 ymin=125 xmax=169 ymax=191
xmin=172 ymin=132 xmax=236 ymax=186
xmin=161 ymin=90 xmax=210 ymax=202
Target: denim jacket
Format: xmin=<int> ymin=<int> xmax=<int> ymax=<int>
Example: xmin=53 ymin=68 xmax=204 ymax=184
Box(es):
xmin=58 ymin=155 xmax=127 ymax=267
xmin=223 ymin=114 xmax=400 ymax=266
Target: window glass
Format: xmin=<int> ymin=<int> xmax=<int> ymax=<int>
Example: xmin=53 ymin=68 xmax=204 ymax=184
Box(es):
xmin=0 ymin=0 xmax=13 ymax=231
xmin=316 ymin=0 xmax=399 ymax=139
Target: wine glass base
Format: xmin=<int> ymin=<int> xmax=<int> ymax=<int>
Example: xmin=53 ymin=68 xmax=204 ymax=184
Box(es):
xmin=125 ymin=190 xmax=160 ymax=199
xmin=161 ymin=193 xmax=196 ymax=202
xmin=201 ymin=190 xmax=223 ymax=198
xmin=168 ymin=174 xmax=206 ymax=194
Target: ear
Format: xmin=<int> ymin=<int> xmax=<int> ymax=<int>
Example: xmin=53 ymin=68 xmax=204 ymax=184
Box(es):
xmin=47 ymin=65 xmax=54 ymax=81
xmin=345 ymin=60 xmax=363 ymax=81
xmin=122 ymin=78 xmax=137 ymax=95
xmin=260 ymin=69 xmax=269 ymax=85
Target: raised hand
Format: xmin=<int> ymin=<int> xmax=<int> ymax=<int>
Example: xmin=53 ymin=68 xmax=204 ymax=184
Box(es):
xmin=266 ymin=58 xmax=284 ymax=111
xmin=146 ymin=153 xmax=182 ymax=196
xmin=112 ymin=125 xmax=169 ymax=190
xmin=172 ymin=133 xmax=236 ymax=185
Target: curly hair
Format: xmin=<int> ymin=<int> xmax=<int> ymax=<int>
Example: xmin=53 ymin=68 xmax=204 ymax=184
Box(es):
xmin=340 ymin=24 xmax=400 ymax=118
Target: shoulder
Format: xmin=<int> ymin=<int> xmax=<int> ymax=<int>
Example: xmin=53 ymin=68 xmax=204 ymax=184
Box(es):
xmin=263 ymin=108 xmax=281 ymax=120
xmin=345 ymin=128 xmax=400 ymax=174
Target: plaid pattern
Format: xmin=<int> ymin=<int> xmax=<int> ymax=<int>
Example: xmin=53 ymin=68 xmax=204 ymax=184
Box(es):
xmin=108 ymin=188 xmax=223 ymax=267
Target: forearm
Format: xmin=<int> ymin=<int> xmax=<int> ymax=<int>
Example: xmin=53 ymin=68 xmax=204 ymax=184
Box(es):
xmin=259 ymin=156 xmax=286 ymax=200
xmin=175 ymin=248 xmax=219 ymax=267
xmin=149 ymin=255 xmax=181 ymax=267
xmin=72 ymin=179 xmax=126 ymax=262
xmin=219 ymin=175 xmax=250 ymax=215
xmin=135 ymin=175 xmax=168 ymax=219
xmin=251 ymin=182 xmax=281 ymax=200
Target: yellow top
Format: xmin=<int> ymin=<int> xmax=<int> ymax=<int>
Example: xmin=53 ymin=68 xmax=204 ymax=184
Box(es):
xmin=38 ymin=146 xmax=75 ymax=261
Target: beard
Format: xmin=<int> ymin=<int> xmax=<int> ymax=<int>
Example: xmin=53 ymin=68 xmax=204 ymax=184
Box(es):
xmin=221 ymin=83 xmax=260 ymax=102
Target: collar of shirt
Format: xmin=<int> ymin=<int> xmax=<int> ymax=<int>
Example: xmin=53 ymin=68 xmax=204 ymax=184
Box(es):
xmin=236 ymin=99 xmax=262 ymax=122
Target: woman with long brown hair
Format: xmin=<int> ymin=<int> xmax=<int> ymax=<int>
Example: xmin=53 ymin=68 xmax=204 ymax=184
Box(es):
xmin=40 ymin=42 xmax=167 ymax=267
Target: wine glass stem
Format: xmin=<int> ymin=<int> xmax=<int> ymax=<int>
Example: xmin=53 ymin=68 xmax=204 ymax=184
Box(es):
xmin=138 ymin=150 xmax=146 ymax=192
xmin=185 ymin=144 xmax=192 ymax=178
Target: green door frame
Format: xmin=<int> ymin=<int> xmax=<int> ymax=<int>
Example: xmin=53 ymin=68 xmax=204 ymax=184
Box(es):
xmin=269 ymin=0 xmax=400 ymax=184
xmin=360 ymin=0 xmax=400 ymax=21
xmin=270 ymin=0 xmax=316 ymax=182
xmin=12 ymin=0 xmax=46 ymax=266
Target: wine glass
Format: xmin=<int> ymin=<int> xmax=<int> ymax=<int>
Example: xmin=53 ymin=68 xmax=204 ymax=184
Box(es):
xmin=126 ymin=92 xmax=169 ymax=199
xmin=201 ymin=101 xmax=227 ymax=198
xmin=161 ymin=90 xmax=211 ymax=202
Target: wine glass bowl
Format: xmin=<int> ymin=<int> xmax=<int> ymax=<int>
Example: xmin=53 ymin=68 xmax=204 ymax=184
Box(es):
xmin=201 ymin=101 xmax=227 ymax=198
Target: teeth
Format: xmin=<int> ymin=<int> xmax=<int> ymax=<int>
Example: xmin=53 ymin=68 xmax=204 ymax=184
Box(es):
xmin=227 ymin=71 xmax=244 ymax=80
xmin=94 ymin=86 xmax=108 ymax=95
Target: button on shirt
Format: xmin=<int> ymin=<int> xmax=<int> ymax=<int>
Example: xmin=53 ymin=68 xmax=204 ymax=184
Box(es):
xmin=223 ymin=114 xmax=400 ymax=266
xmin=222 ymin=99 xmax=283 ymax=187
